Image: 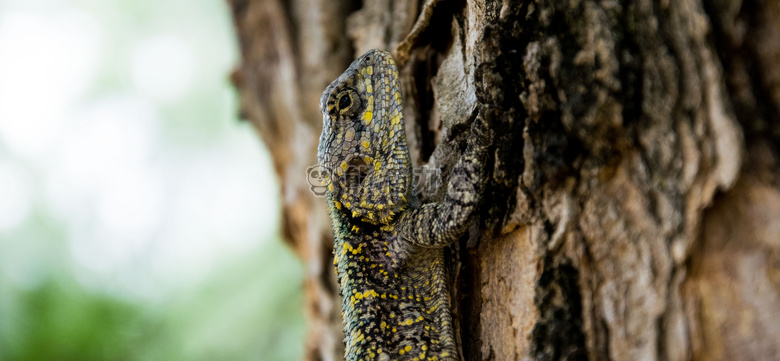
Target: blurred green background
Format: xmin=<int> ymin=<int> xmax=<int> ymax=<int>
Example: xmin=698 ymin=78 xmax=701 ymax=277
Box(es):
xmin=0 ymin=0 xmax=305 ymax=360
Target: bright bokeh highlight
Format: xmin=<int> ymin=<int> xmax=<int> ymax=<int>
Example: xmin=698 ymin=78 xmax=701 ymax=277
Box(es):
xmin=0 ymin=0 xmax=304 ymax=360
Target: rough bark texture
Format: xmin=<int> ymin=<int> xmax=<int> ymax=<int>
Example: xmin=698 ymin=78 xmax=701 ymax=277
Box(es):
xmin=227 ymin=0 xmax=780 ymax=360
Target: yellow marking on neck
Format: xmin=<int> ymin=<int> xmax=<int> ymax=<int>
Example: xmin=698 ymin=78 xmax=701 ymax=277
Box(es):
xmin=391 ymin=113 xmax=400 ymax=125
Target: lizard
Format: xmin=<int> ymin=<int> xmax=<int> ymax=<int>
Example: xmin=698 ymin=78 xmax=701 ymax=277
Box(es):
xmin=317 ymin=48 xmax=491 ymax=361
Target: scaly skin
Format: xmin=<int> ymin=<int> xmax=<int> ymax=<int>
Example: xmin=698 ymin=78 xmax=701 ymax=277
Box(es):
xmin=318 ymin=49 xmax=491 ymax=361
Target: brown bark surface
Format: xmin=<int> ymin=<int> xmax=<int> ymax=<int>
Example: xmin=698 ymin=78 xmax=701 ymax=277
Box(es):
xmin=227 ymin=0 xmax=780 ymax=360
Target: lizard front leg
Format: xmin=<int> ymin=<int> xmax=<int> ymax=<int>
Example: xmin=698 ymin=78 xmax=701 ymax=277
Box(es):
xmin=396 ymin=106 xmax=493 ymax=248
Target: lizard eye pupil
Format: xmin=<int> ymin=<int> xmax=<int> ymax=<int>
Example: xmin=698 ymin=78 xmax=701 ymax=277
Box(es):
xmin=338 ymin=94 xmax=352 ymax=110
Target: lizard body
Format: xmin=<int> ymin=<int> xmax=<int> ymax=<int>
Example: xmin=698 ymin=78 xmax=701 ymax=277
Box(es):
xmin=318 ymin=49 xmax=490 ymax=361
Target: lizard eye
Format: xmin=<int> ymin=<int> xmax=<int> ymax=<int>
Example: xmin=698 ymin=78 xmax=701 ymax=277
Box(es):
xmin=338 ymin=93 xmax=352 ymax=110
xmin=334 ymin=89 xmax=362 ymax=117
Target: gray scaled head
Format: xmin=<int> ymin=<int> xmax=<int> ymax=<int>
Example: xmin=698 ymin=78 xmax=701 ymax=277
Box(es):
xmin=317 ymin=49 xmax=412 ymax=225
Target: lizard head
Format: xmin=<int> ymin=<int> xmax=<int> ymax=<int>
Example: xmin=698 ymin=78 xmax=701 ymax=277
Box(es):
xmin=318 ymin=49 xmax=413 ymax=225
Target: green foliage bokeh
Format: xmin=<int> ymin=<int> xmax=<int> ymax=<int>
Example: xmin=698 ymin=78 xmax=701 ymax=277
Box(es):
xmin=0 ymin=0 xmax=305 ymax=359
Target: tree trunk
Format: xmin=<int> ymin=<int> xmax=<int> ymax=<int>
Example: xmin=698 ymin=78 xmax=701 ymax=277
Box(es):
xmin=227 ymin=0 xmax=780 ymax=360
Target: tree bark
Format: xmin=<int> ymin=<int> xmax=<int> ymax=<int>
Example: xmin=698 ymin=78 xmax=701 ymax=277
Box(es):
xmin=227 ymin=0 xmax=780 ymax=360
